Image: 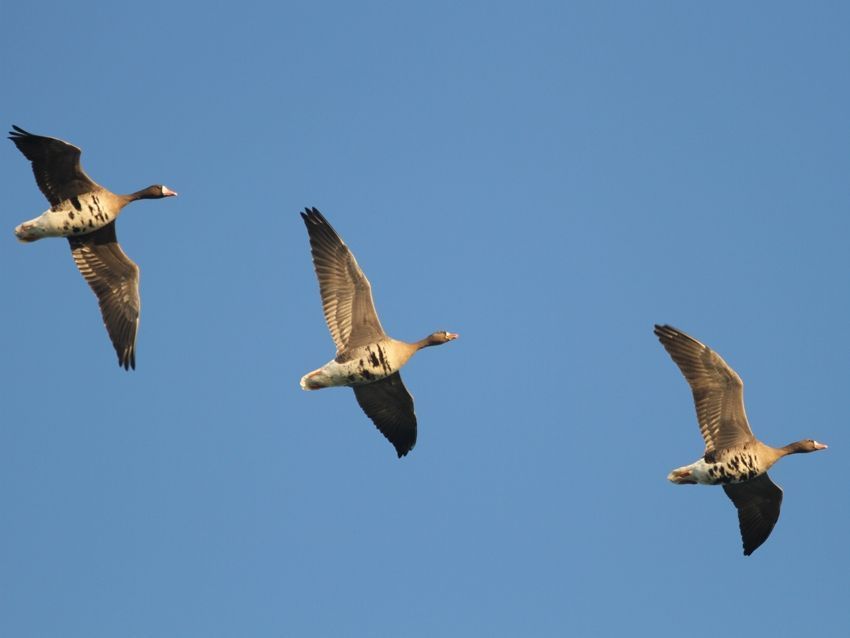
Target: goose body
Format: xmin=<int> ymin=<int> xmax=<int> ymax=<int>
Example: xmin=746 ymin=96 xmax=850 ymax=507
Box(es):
xmin=655 ymin=324 xmax=827 ymax=555
xmin=668 ymin=443 xmax=767 ymax=486
xmin=9 ymin=125 xmax=177 ymax=369
xmin=15 ymin=190 xmax=119 ymax=241
xmin=301 ymin=338 xmax=417 ymax=390
xmin=300 ymin=208 xmax=457 ymax=457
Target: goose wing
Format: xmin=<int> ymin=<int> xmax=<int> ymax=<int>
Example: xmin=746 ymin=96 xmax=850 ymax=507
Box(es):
xmin=352 ymin=373 xmax=417 ymax=457
xmin=301 ymin=208 xmax=386 ymax=354
xmin=654 ymin=325 xmax=754 ymax=453
xmin=68 ymin=222 xmax=140 ymax=370
xmin=723 ymin=473 xmax=783 ymax=556
xmin=9 ymin=125 xmax=99 ymax=206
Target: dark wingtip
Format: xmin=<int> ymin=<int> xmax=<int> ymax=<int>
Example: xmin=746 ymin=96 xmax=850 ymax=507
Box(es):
xmin=301 ymin=206 xmax=325 ymax=224
xmin=301 ymin=207 xmax=339 ymax=240
xmin=392 ymin=436 xmax=416 ymax=458
xmin=8 ymin=124 xmax=28 ymax=139
xmin=653 ymin=324 xmax=682 ymax=343
xmin=742 ymin=535 xmax=764 ymax=556
xmin=118 ymin=349 xmax=136 ymax=371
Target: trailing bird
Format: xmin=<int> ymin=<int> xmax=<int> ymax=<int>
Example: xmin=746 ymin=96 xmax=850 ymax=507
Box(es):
xmin=10 ymin=125 xmax=177 ymax=370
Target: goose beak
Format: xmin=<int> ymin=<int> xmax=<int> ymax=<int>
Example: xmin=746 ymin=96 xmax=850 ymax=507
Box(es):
xmin=163 ymin=186 xmax=178 ymax=197
xmin=446 ymin=333 xmax=459 ymax=341
xmin=814 ymin=441 xmax=828 ymax=450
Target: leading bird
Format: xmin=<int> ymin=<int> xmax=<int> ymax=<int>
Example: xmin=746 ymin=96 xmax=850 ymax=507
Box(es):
xmin=655 ymin=324 xmax=827 ymax=555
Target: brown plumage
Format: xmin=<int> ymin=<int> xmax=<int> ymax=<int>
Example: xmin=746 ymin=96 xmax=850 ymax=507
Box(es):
xmin=301 ymin=206 xmax=386 ymax=354
xmin=655 ymin=324 xmax=827 ymax=555
xmin=300 ymin=208 xmax=457 ymax=457
xmin=9 ymin=125 xmax=177 ymax=370
xmin=68 ymin=223 xmax=141 ymax=370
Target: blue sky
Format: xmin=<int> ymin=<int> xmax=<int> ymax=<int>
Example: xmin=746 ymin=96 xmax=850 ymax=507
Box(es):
xmin=2 ymin=1 xmax=848 ymax=636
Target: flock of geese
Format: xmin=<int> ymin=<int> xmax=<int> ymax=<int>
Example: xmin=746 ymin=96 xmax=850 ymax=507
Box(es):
xmin=9 ymin=125 xmax=827 ymax=556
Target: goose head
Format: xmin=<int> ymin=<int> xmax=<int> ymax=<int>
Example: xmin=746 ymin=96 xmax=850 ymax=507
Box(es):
xmin=417 ymin=331 xmax=459 ymax=349
xmin=131 ymin=185 xmax=178 ymax=200
xmin=782 ymin=439 xmax=828 ymax=455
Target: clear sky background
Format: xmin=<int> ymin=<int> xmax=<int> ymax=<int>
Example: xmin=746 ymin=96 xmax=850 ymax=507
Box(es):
xmin=1 ymin=2 xmax=848 ymax=636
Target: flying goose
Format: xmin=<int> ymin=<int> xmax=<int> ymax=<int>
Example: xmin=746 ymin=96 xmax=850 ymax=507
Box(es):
xmin=10 ymin=125 xmax=177 ymax=370
xmin=654 ymin=324 xmax=827 ymax=555
xmin=300 ymin=207 xmax=457 ymax=457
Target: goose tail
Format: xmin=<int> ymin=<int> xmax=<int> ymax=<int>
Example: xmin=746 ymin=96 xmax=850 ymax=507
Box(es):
xmin=300 ymin=368 xmax=329 ymax=390
xmin=14 ymin=222 xmax=42 ymax=242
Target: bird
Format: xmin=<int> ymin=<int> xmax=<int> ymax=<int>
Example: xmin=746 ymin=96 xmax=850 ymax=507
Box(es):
xmin=299 ymin=207 xmax=457 ymax=457
xmin=654 ymin=324 xmax=827 ymax=555
xmin=9 ymin=125 xmax=177 ymax=370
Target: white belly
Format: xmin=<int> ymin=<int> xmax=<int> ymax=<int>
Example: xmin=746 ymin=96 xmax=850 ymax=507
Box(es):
xmin=16 ymin=192 xmax=115 ymax=241
xmin=671 ymin=451 xmax=763 ymax=485
xmin=300 ymin=341 xmax=407 ymax=390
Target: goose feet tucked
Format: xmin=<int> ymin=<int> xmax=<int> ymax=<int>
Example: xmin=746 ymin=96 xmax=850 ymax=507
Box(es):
xmin=300 ymin=368 xmax=330 ymax=390
xmin=14 ymin=221 xmax=41 ymax=243
xmin=668 ymin=468 xmax=697 ymax=484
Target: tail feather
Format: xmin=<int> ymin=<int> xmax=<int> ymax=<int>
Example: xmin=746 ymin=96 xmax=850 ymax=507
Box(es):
xmin=15 ymin=223 xmax=41 ymax=242
xmin=300 ymin=369 xmax=327 ymax=390
xmin=668 ymin=467 xmax=698 ymax=485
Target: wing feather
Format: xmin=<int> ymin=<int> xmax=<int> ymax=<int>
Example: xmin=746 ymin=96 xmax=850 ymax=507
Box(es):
xmin=654 ymin=325 xmax=754 ymax=453
xmin=723 ymin=473 xmax=783 ymax=556
xmin=68 ymin=222 xmax=140 ymax=370
xmin=9 ymin=125 xmax=99 ymax=206
xmin=352 ymin=373 xmax=417 ymax=457
xmin=301 ymin=208 xmax=385 ymax=353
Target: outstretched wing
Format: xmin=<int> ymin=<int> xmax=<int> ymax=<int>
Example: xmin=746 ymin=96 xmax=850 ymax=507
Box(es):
xmin=654 ymin=325 xmax=754 ymax=454
xmin=9 ymin=125 xmax=99 ymax=206
xmin=723 ymin=473 xmax=783 ymax=556
xmin=68 ymin=222 xmax=140 ymax=370
xmin=352 ymin=373 xmax=417 ymax=457
xmin=301 ymin=207 xmax=386 ymax=353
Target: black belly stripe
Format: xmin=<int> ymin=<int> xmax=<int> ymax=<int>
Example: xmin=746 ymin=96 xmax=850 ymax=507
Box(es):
xmin=376 ymin=345 xmax=391 ymax=373
xmin=92 ymin=194 xmax=105 ymax=220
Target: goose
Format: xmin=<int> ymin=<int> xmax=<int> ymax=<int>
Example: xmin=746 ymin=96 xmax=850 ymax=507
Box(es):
xmin=9 ymin=125 xmax=177 ymax=370
xmin=300 ymin=207 xmax=457 ymax=457
xmin=654 ymin=324 xmax=827 ymax=555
